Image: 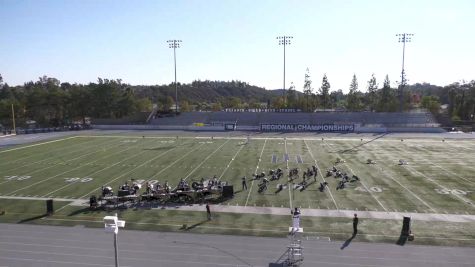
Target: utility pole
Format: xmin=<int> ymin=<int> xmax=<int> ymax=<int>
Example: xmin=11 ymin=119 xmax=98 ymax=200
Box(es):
xmin=396 ymin=33 xmax=414 ymax=112
xmin=277 ymin=36 xmax=293 ymax=107
xmin=167 ymin=40 xmax=182 ymax=115
xmin=11 ymin=104 xmax=16 ymax=133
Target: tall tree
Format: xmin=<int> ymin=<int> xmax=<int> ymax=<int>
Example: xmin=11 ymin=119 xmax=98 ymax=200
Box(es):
xmin=421 ymin=95 xmax=441 ymax=114
xmin=346 ymin=74 xmax=363 ymax=111
xmin=377 ymin=75 xmax=398 ymax=112
xmin=366 ymin=73 xmax=378 ymax=112
xmin=303 ymin=68 xmax=313 ymax=112
xmin=287 ymin=82 xmax=297 ymax=108
xmin=319 ymin=74 xmax=331 ymax=110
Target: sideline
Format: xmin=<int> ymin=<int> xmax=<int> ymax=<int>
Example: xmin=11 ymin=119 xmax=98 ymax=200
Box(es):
xmin=2 ymin=195 xmax=473 ymax=223
xmin=0 ymin=136 xmax=77 ymax=154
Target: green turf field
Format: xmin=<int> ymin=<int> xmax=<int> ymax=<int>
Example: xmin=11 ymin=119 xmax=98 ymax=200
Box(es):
xmin=1 ymin=135 xmax=474 ymax=213
xmin=1 ymin=134 xmax=475 ymax=246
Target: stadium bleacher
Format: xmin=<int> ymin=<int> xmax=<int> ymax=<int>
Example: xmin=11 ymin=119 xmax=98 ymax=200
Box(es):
xmin=150 ymin=111 xmax=439 ymax=128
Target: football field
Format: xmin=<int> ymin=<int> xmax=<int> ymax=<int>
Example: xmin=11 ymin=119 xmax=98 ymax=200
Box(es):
xmin=1 ymin=133 xmax=475 ymax=246
xmin=1 ymin=134 xmax=474 ymax=213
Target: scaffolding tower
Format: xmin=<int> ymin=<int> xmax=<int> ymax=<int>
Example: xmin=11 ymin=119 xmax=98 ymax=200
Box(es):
xmin=272 ymin=219 xmax=304 ymax=266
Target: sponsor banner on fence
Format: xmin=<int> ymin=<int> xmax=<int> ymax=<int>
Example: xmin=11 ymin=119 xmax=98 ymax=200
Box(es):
xmin=260 ymin=124 xmax=355 ymax=132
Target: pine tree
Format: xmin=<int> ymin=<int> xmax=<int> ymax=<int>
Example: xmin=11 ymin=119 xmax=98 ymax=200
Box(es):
xmin=346 ymin=74 xmax=362 ymax=111
xmin=366 ymin=74 xmax=378 ymax=112
xmin=319 ymin=74 xmax=331 ymax=110
xmin=287 ymin=82 xmax=297 ymax=108
xmin=377 ymin=74 xmax=398 ymax=112
xmin=303 ymin=68 xmax=313 ymax=112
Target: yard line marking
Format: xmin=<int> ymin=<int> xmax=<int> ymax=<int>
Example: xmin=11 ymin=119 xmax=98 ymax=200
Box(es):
xmin=321 ymin=139 xmax=388 ymax=212
xmin=75 ymin=142 xmax=203 ymax=200
xmin=143 ymin=141 xmax=205 ymax=181
xmin=424 ymin=159 xmax=475 ymax=185
xmin=0 ymin=137 xmax=98 ymax=167
xmin=5 ymin=139 xmax=142 ymax=195
xmin=356 ymin=143 xmax=439 ymax=213
xmin=375 ymin=142 xmax=475 ymax=208
xmin=183 ymin=139 xmax=231 ymax=181
xmin=0 ymin=138 xmax=121 ymax=187
xmin=0 ymin=136 xmax=78 ymax=154
xmin=218 ymin=142 xmax=245 ymax=180
xmin=284 ymin=138 xmax=293 ymax=210
xmin=411 ymin=146 xmax=475 ymax=186
xmin=245 ymin=138 xmax=267 ymax=207
xmin=41 ymin=142 xmax=175 ymax=197
xmin=369 ymin=164 xmax=437 ymax=213
xmin=0 ymin=137 xmax=119 ymax=175
xmin=404 ymin=165 xmax=475 ymax=208
xmin=304 ymin=139 xmax=339 ymax=210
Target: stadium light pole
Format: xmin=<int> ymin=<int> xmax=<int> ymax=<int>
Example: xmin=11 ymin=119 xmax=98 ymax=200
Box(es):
xmin=167 ymin=40 xmax=182 ymax=115
xmin=396 ymin=33 xmax=414 ymax=112
xmin=277 ymin=36 xmax=293 ymax=107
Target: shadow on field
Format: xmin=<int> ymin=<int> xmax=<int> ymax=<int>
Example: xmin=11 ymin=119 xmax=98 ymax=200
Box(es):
xmin=18 ymin=214 xmax=47 ymax=223
xmin=340 ymin=233 xmax=356 ymax=250
xmin=337 ymin=133 xmax=388 ymax=154
xmin=184 ymin=220 xmax=208 ymax=231
xmin=67 ymin=207 xmax=105 ymax=216
xmin=396 ymin=233 xmax=408 ymax=246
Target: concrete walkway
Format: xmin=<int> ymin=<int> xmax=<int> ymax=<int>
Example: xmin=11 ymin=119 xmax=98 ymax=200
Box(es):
xmin=3 ymin=195 xmax=475 ymax=223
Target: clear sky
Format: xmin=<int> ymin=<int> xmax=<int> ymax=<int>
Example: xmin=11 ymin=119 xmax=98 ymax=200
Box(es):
xmin=1 ymin=0 xmax=474 ymax=92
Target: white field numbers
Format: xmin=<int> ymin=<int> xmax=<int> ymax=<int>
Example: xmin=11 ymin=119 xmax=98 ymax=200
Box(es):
xmin=435 ymin=188 xmax=471 ymax=195
xmin=355 ymin=186 xmax=384 ymax=193
xmin=4 ymin=175 xmax=32 ymax=181
xmin=120 ymin=139 xmax=137 ymax=143
xmin=64 ymin=177 xmax=93 ymax=183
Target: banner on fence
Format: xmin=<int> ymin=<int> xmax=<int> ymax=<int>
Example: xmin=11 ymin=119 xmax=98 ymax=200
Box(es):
xmin=260 ymin=124 xmax=355 ymax=132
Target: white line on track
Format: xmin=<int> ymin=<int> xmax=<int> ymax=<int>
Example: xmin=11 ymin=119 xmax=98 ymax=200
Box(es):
xmin=0 ymin=136 xmax=79 ymax=154
xmin=0 ymin=253 xmax=257 ymax=267
xmin=0 ymin=256 xmax=132 ymax=267
xmin=321 ymin=140 xmax=388 ymax=212
xmin=6 ymin=139 xmax=136 ymax=195
xmin=245 ymin=138 xmax=267 ymax=207
xmin=304 ymin=139 xmax=339 ymax=210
